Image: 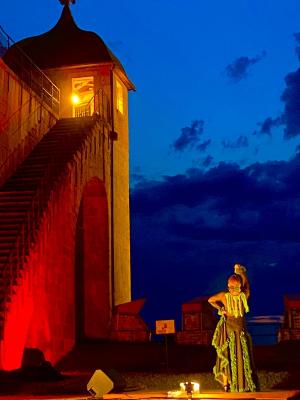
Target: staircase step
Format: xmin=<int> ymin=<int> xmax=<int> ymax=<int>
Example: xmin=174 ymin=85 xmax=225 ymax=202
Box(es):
xmin=0 ymin=258 xmax=16 ymax=267
xmin=0 ymin=211 xmax=30 ymax=217
xmin=0 ymin=248 xmax=14 ymax=255
xmin=35 ymin=139 xmax=61 ymax=144
xmin=0 ymin=222 xmax=21 ymax=227
xmin=0 ymin=198 xmax=33 ymax=204
xmin=21 ymin=158 xmax=49 ymax=164
xmin=0 ymin=254 xmax=22 ymax=262
xmin=2 ymin=184 xmax=39 ymax=190
xmin=0 ymin=210 xmax=27 ymax=215
xmin=0 ymin=233 xmax=16 ymax=239
xmin=8 ymin=175 xmax=43 ymax=181
xmin=0 ymin=197 xmax=33 ymax=204
xmin=14 ymin=168 xmax=46 ymax=174
xmin=12 ymin=173 xmax=45 ymax=180
xmin=0 ymin=241 xmax=15 ymax=248
xmin=0 ymin=289 xmax=16 ymax=299
xmin=50 ymin=129 xmax=87 ymax=135
xmin=0 ymin=263 xmax=21 ymax=271
xmin=17 ymin=163 xmax=46 ymax=168
xmin=0 ymin=201 xmax=31 ymax=212
xmin=0 ymin=221 xmax=26 ymax=226
xmin=33 ymin=142 xmax=84 ymax=150
xmin=0 ymin=220 xmax=26 ymax=225
xmin=0 ymin=201 xmax=32 ymax=208
xmin=0 ymin=116 xmax=98 ymax=316
xmin=0 ymin=278 xmax=20 ymax=287
xmin=0 ymin=262 xmax=23 ymax=271
xmin=0 ymin=270 xmax=22 ymax=279
xmin=0 ymin=190 xmax=34 ymax=196
xmin=0 ymin=244 xmax=16 ymax=250
xmin=0 ymin=200 xmax=31 ymax=206
xmin=48 ymin=133 xmax=78 ymax=138
xmin=0 ymin=230 xmax=21 ymax=236
xmin=22 ymin=154 xmax=50 ymax=160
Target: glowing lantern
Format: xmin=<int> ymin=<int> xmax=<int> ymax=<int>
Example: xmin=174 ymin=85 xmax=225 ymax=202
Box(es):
xmin=71 ymin=93 xmax=80 ymax=104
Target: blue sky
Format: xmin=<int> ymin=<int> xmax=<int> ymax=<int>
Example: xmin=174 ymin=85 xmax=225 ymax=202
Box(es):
xmin=2 ymin=1 xmax=300 ymax=327
xmin=2 ymin=0 xmax=300 ymax=177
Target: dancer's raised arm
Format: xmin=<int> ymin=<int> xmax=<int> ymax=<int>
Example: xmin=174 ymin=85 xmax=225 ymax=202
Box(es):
xmin=234 ymin=264 xmax=250 ymax=299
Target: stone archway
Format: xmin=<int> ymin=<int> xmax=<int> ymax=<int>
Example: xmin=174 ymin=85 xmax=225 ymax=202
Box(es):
xmin=75 ymin=177 xmax=110 ymax=340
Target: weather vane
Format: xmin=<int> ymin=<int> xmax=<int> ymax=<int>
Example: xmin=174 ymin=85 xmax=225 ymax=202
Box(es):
xmin=59 ymin=0 xmax=76 ymax=5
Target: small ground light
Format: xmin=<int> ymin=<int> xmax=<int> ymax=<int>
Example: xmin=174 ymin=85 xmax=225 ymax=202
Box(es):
xmin=180 ymin=382 xmax=200 ymax=397
xmin=167 ymin=381 xmax=200 ymax=398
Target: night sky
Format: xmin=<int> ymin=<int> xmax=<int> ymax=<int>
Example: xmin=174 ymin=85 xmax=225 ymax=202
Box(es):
xmin=2 ymin=0 xmax=300 ymax=328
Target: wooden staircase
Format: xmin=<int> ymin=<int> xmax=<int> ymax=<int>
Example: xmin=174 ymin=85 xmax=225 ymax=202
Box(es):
xmin=0 ymin=115 xmax=99 ymax=337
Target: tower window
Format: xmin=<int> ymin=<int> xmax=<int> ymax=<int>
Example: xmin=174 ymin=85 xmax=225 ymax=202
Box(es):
xmin=116 ymin=80 xmax=124 ymax=114
xmin=72 ymin=76 xmax=94 ymax=117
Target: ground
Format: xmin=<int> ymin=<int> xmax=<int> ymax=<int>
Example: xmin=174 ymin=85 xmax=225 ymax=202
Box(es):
xmin=0 ymin=340 xmax=300 ymax=397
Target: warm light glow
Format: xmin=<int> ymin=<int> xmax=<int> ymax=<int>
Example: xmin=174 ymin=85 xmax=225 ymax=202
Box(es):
xmin=116 ymin=80 xmax=124 ymax=114
xmin=191 ymin=382 xmax=200 ymax=393
xmin=72 ymin=76 xmax=94 ymax=116
xmin=179 ymin=381 xmax=200 ymax=396
xmin=71 ymin=93 xmax=80 ymax=105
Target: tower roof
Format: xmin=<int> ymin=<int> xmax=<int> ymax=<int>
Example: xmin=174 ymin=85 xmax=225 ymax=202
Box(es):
xmin=4 ymin=5 xmax=134 ymax=89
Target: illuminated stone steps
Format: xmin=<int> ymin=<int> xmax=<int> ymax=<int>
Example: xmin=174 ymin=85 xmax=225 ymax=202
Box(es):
xmin=0 ymin=115 xmax=99 ymax=338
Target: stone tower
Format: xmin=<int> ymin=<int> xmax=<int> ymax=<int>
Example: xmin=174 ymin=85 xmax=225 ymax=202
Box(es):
xmin=0 ymin=1 xmax=134 ymax=369
xmin=5 ymin=2 xmax=135 ymax=306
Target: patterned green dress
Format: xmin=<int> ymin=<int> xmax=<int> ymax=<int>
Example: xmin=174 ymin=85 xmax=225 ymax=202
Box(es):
xmin=212 ymin=292 xmax=257 ymax=392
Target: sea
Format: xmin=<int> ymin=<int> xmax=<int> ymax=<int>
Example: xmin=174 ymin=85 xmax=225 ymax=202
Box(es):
xmin=247 ymin=315 xmax=284 ymax=345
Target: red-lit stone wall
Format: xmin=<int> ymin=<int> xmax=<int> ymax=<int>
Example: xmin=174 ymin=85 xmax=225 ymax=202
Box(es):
xmin=0 ymin=61 xmax=133 ymax=370
xmin=82 ymin=180 xmax=110 ymax=339
xmin=0 ymin=123 xmax=112 ymax=370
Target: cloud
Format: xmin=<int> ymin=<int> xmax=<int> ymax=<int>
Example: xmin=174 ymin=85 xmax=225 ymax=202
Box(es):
xmin=172 ymin=120 xmax=204 ymax=152
xmin=222 ymin=135 xmax=249 ymax=149
xmin=130 ymin=173 xmax=148 ymax=187
xmin=294 ymin=32 xmax=300 ymax=60
xmin=202 ymin=155 xmax=213 ymax=167
xmin=225 ymin=51 xmax=266 ymax=83
xmin=281 ymin=68 xmax=300 ymax=138
xmin=254 ymin=116 xmax=284 ymax=136
xmin=251 ymin=34 xmax=300 ymax=139
xmin=131 ymin=155 xmax=300 ymax=237
xmin=197 ymin=139 xmax=211 ymax=152
xmin=130 ymin=155 xmax=300 ymax=324
xmin=251 ymin=35 xmax=300 ymax=139
xmin=275 ymin=34 xmax=300 ymax=139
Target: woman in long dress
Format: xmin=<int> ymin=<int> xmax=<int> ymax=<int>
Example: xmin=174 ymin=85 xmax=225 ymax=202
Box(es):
xmin=208 ymin=264 xmax=257 ymax=392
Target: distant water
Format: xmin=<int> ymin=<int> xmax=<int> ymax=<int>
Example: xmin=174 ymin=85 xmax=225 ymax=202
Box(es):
xmin=247 ymin=315 xmax=283 ymax=345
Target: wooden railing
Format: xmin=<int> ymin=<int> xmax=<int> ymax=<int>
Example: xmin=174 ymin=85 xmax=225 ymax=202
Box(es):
xmin=74 ymin=89 xmax=111 ymax=125
xmin=0 ymin=25 xmax=60 ymax=115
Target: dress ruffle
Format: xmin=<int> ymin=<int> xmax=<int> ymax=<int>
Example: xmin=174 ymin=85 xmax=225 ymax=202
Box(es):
xmin=212 ymin=316 xmax=257 ymax=392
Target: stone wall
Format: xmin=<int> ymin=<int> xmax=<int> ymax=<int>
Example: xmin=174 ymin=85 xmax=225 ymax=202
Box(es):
xmin=0 ymin=120 xmax=113 ymax=369
xmin=0 ymin=59 xmax=57 ymax=185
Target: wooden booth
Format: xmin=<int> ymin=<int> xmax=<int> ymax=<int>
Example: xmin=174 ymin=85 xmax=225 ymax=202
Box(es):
xmin=278 ymin=295 xmax=300 ymax=341
xmin=110 ymin=298 xmax=149 ymax=342
xmin=176 ymin=297 xmax=217 ymax=345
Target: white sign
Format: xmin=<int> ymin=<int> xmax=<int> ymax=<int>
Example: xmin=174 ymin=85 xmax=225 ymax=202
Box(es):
xmin=156 ymin=319 xmax=176 ymax=334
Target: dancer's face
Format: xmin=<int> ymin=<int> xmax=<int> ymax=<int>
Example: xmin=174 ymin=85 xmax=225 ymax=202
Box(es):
xmin=228 ymin=280 xmax=241 ymax=296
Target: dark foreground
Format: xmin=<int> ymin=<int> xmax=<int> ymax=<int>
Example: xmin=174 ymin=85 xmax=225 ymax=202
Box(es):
xmin=0 ymin=340 xmax=300 ymax=397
